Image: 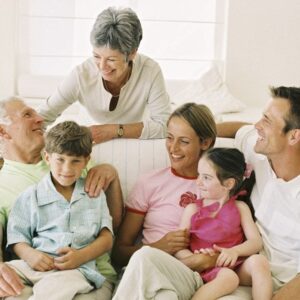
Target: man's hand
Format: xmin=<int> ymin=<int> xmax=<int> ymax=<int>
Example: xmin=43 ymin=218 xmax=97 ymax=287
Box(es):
xmin=150 ymin=229 xmax=190 ymax=255
xmin=24 ymin=248 xmax=54 ymax=272
xmin=85 ymin=164 xmax=117 ymax=196
xmin=54 ymin=247 xmax=84 ymax=270
xmin=0 ymin=262 xmax=24 ymax=297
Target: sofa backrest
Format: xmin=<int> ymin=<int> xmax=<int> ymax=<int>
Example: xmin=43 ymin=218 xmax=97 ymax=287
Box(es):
xmin=91 ymin=137 xmax=234 ymax=200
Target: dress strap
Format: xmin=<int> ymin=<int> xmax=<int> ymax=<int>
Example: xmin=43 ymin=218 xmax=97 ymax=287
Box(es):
xmin=230 ymin=189 xmax=247 ymax=201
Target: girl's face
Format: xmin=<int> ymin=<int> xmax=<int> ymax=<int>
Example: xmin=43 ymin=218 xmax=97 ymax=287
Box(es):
xmin=197 ymin=156 xmax=232 ymax=201
xmin=166 ymin=116 xmax=210 ymax=178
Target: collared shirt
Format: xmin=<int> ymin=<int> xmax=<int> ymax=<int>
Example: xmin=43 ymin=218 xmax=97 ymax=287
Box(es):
xmin=0 ymin=158 xmax=117 ymax=282
xmin=7 ymin=173 xmax=113 ymax=288
xmin=235 ymin=125 xmax=300 ymax=283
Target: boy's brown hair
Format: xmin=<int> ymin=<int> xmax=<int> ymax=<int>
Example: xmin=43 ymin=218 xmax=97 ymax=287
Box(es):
xmin=45 ymin=121 xmax=92 ymax=157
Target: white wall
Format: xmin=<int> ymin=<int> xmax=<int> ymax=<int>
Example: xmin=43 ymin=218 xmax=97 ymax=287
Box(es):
xmin=0 ymin=0 xmax=17 ymax=98
xmin=225 ymin=0 xmax=300 ymax=108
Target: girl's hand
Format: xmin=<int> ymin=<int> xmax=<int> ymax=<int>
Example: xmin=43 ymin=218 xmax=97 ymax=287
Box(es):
xmin=195 ymin=247 xmax=217 ymax=256
xmin=214 ymin=244 xmax=238 ymax=267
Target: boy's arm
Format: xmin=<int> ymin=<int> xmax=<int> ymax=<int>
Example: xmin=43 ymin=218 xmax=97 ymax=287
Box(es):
xmin=13 ymin=242 xmax=54 ymax=272
xmin=54 ymin=227 xmax=113 ymax=270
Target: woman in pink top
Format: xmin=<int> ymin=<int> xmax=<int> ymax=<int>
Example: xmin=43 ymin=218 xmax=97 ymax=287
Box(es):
xmin=176 ymin=148 xmax=273 ymax=300
xmin=112 ymin=103 xmax=217 ymax=299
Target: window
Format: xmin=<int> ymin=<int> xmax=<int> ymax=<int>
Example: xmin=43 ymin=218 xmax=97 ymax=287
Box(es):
xmin=17 ymin=0 xmax=228 ymax=98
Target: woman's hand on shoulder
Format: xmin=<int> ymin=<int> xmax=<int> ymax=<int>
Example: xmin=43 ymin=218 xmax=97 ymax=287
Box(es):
xmin=149 ymin=229 xmax=190 ymax=255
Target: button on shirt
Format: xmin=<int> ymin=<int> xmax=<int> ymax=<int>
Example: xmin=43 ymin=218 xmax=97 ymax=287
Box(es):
xmin=235 ymin=125 xmax=300 ymax=283
xmin=7 ymin=173 xmax=113 ymax=288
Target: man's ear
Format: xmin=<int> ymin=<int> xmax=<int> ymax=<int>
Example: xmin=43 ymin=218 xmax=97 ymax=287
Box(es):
xmin=289 ymin=129 xmax=300 ymax=146
xmin=0 ymin=124 xmax=11 ymax=140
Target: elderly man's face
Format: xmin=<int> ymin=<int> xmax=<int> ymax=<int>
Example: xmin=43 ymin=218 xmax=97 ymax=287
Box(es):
xmin=4 ymin=100 xmax=45 ymax=153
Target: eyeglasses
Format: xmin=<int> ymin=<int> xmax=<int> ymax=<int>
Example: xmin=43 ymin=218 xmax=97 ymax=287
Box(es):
xmin=109 ymin=95 xmax=119 ymax=111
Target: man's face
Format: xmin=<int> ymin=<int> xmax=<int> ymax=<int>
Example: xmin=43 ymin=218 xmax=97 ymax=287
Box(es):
xmin=4 ymin=100 xmax=45 ymax=153
xmin=254 ymin=98 xmax=290 ymax=159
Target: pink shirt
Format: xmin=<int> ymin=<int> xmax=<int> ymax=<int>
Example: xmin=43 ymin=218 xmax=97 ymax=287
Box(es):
xmin=126 ymin=167 xmax=200 ymax=244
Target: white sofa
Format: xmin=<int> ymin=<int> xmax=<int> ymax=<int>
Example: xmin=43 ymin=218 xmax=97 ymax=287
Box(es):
xmin=20 ymin=66 xmax=263 ymax=299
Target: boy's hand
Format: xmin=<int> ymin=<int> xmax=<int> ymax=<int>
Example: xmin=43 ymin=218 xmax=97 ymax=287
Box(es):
xmin=214 ymin=244 xmax=238 ymax=267
xmin=54 ymin=247 xmax=84 ymax=270
xmin=25 ymin=249 xmax=54 ymax=271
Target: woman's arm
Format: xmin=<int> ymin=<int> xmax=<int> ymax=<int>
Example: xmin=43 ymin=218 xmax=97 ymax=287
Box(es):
xmin=89 ymin=122 xmax=144 ymax=144
xmin=111 ymin=211 xmax=145 ymax=267
xmin=38 ymin=68 xmax=79 ymax=126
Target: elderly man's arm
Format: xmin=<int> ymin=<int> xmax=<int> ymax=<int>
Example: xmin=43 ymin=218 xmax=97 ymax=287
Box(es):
xmin=0 ymin=225 xmax=24 ymax=297
xmin=272 ymin=274 xmax=300 ymax=300
xmin=84 ymin=164 xmax=124 ymax=231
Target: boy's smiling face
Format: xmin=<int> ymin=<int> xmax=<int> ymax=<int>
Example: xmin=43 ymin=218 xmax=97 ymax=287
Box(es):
xmin=45 ymin=152 xmax=90 ymax=189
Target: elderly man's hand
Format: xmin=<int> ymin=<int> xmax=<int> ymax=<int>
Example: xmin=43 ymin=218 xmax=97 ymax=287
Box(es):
xmin=85 ymin=163 xmax=117 ymax=197
xmin=0 ymin=262 xmax=24 ymax=297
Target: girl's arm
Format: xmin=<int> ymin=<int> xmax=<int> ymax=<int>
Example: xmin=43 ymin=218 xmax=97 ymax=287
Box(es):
xmin=215 ymin=201 xmax=262 ymax=267
xmin=175 ymin=203 xmax=197 ymax=260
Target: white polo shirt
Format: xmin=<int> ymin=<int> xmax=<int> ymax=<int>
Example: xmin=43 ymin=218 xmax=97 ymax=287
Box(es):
xmin=235 ymin=125 xmax=300 ymax=283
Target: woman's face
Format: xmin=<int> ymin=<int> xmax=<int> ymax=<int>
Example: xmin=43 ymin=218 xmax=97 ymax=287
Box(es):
xmin=93 ymin=46 xmax=136 ymax=84
xmin=166 ymin=116 xmax=209 ymax=178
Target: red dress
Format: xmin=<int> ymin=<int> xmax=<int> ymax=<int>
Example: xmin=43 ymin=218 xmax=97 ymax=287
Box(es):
xmin=190 ymin=194 xmax=245 ymax=282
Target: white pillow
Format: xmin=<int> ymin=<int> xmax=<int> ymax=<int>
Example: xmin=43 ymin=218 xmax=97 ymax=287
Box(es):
xmin=170 ymin=67 xmax=245 ymax=115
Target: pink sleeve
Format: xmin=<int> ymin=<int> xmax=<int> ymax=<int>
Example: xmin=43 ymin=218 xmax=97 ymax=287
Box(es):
xmin=125 ymin=175 xmax=150 ymax=214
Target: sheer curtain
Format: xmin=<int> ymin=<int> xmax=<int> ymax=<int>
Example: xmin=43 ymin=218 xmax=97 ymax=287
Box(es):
xmin=17 ymin=0 xmax=228 ymax=98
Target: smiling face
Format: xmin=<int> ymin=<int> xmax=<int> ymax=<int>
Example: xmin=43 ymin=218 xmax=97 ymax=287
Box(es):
xmin=254 ymin=98 xmax=291 ymax=159
xmin=93 ymin=46 xmax=136 ymax=84
xmin=197 ymin=156 xmax=232 ymax=201
xmin=166 ymin=116 xmax=209 ymax=178
xmin=3 ymin=100 xmax=44 ymax=155
xmin=45 ymin=152 xmax=89 ymax=189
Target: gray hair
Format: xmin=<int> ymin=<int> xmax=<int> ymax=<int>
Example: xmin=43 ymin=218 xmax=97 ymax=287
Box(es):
xmin=0 ymin=96 xmax=25 ymax=156
xmin=90 ymin=7 xmax=143 ymax=57
xmin=0 ymin=96 xmax=24 ymax=125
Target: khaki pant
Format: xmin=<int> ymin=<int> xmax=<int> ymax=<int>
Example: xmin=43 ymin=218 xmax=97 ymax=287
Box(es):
xmin=113 ymin=246 xmax=202 ymax=300
xmin=5 ymin=260 xmax=113 ymax=300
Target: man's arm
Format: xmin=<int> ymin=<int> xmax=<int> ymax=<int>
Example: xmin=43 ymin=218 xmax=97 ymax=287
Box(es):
xmin=272 ymin=274 xmax=300 ymax=300
xmin=216 ymin=122 xmax=250 ymax=138
xmin=84 ymin=164 xmax=124 ymax=231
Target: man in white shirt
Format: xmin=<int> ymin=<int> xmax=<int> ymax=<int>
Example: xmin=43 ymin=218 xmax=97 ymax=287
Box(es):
xmin=217 ymin=86 xmax=300 ymax=299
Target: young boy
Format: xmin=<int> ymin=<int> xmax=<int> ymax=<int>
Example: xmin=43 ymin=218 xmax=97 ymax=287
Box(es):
xmin=6 ymin=121 xmax=113 ymax=299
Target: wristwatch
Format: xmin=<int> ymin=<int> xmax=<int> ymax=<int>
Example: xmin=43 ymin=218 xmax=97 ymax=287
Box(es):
xmin=117 ymin=124 xmax=124 ymax=138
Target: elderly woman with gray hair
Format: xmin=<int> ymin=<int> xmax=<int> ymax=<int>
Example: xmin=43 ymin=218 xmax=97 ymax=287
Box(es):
xmin=39 ymin=7 xmax=171 ymax=144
